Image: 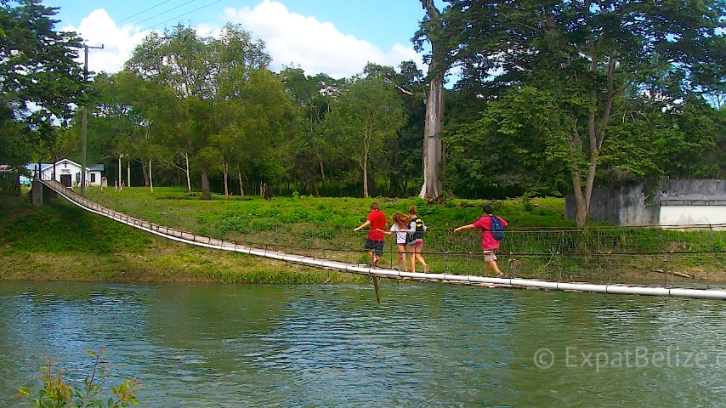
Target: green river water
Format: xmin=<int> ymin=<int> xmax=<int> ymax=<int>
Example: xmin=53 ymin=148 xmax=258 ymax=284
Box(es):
xmin=1 ymin=281 xmax=725 ymax=407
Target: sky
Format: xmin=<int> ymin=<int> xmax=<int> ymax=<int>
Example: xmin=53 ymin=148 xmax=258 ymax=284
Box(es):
xmin=45 ymin=0 xmax=435 ymax=78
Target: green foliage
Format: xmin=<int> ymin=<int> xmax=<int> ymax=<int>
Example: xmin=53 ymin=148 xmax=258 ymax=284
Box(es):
xmin=445 ymin=86 xmax=571 ymax=198
xmin=439 ymin=0 xmax=726 ymax=224
xmin=124 ymin=23 xmax=293 ymax=199
xmin=17 ymin=347 xmax=140 ymax=408
xmin=6 ymin=0 xmax=725 ymax=207
xmin=715 ymin=240 xmax=725 ymax=252
xmin=324 ymin=76 xmax=407 ymax=197
xmin=0 ymin=0 xmax=86 ymax=166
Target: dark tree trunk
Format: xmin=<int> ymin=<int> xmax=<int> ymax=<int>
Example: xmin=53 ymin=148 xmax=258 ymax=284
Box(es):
xmin=200 ymin=167 xmax=211 ymax=200
xmin=141 ymin=160 xmax=149 ymax=187
xmin=238 ymin=170 xmax=245 ymax=197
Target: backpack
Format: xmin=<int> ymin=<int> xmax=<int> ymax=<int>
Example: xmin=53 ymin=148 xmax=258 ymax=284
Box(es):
xmin=407 ymin=216 xmax=426 ymax=242
xmin=490 ymin=215 xmax=505 ymax=240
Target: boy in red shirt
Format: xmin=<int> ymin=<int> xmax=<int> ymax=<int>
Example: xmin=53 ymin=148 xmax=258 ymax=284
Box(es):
xmin=354 ymin=202 xmax=387 ymax=267
xmin=453 ymin=205 xmax=508 ymax=277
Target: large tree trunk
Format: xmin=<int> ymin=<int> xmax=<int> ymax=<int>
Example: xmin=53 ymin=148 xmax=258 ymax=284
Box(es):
xmin=127 ymin=161 xmax=131 ymax=188
xmin=419 ymin=0 xmax=446 ymax=200
xmin=420 ymin=71 xmax=444 ymax=200
xmin=200 ymin=167 xmax=211 ymax=200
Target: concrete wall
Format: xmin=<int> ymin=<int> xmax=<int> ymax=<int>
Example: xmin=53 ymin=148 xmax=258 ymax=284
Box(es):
xmin=565 ymin=179 xmax=658 ymax=226
xmin=89 ymin=170 xmax=101 ymax=186
xmin=566 ymin=179 xmax=726 ymax=226
xmin=660 ymin=179 xmax=726 ymax=201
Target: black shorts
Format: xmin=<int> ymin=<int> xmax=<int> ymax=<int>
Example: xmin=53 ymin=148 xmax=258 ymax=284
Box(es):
xmin=364 ymin=239 xmax=384 ymax=257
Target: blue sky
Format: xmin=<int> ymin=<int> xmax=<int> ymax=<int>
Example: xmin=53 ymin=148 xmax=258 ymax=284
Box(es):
xmin=45 ymin=0 xmax=436 ymax=78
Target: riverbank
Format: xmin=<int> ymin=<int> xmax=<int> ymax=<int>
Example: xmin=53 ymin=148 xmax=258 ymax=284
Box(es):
xmin=2 ymin=187 xmax=726 ymax=284
xmin=0 ymin=193 xmax=366 ymax=284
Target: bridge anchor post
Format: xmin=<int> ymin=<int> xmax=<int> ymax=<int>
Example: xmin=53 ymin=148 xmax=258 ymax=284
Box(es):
xmin=31 ymin=179 xmax=43 ymax=207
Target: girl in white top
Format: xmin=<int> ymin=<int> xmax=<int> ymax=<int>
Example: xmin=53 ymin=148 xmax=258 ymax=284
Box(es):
xmin=383 ymin=212 xmax=410 ymax=271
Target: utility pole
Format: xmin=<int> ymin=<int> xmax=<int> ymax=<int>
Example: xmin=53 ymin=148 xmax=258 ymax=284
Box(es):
xmin=81 ymin=43 xmax=104 ymax=196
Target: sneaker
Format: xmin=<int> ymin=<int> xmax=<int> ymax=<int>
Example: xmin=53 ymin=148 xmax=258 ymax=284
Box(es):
xmin=393 ymin=266 xmax=401 ymax=271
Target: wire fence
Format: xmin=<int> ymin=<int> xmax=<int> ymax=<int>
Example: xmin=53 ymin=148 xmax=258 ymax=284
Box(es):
xmin=220 ymin=222 xmax=726 ymax=287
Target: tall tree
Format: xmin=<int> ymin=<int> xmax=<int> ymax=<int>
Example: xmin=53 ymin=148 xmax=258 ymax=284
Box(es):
xmin=126 ymin=23 xmax=271 ymax=199
xmin=325 ymin=76 xmax=406 ymax=198
xmin=414 ymin=0 xmax=450 ymax=200
xmin=363 ymin=62 xmax=427 ymax=196
xmin=212 ymin=68 xmax=294 ymax=198
xmin=281 ymin=67 xmax=340 ymax=196
xmin=0 ymin=0 xmax=85 ymax=166
xmin=445 ymin=0 xmax=726 ymax=225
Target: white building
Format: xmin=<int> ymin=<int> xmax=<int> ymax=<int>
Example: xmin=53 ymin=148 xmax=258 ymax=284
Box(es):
xmin=22 ymin=159 xmax=104 ymax=187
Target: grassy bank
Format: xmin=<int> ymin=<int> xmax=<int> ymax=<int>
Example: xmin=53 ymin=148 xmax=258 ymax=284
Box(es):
xmin=0 ymin=193 xmax=367 ymax=283
xmin=3 ymin=187 xmax=726 ymax=284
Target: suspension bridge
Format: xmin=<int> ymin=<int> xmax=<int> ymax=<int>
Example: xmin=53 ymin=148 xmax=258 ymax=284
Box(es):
xmin=36 ymin=178 xmax=726 ymax=300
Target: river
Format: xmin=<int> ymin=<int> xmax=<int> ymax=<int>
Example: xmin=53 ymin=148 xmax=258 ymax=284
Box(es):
xmin=1 ymin=281 xmax=725 ymax=406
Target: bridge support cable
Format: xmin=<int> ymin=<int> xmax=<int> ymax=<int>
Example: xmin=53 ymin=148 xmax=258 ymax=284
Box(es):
xmin=38 ymin=179 xmax=726 ymax=300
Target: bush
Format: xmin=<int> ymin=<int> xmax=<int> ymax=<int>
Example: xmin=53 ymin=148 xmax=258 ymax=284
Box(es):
xmin=18 ymin=347 xmax=140 ymax=408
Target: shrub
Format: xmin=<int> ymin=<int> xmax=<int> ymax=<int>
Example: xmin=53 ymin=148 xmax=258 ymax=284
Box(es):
xmin=18 ymin=347 xmax=140 ymax=408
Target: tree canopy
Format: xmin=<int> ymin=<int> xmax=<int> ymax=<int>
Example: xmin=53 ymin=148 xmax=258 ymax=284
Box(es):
xmin=5 ymin=0 xmax=726 ymax=221
xmin=124 ymin=23 xmax=291 ymax=199
xmin=0 ymin=0 xmax=85 ymax=166
xmin=439 ymin=0 xmax=726 ymax=225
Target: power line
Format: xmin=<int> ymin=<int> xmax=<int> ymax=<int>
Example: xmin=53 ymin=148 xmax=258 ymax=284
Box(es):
xmin=144 ymin=0 xmax=223 ymax=31
xmin=117 ymin=0 xmax=174 ymax=24
xmin=134 ymin=0 xmax=198 ymax=26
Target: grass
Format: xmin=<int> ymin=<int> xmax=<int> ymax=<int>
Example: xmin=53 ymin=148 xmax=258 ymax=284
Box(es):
xmin=3 ymin=186 xmax=726 ymax=284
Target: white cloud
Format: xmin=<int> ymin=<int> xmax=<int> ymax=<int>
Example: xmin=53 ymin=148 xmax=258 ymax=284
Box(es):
xmin=63 ymin=9 xmax=150 ymax=75
xmin=63 ymin=2 xmax=422 ymax=79
xmin=224 ymin=0 xmax=421 ymax=78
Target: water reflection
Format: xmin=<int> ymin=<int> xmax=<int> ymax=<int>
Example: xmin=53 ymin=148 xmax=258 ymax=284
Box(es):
xmin=1 ymin=281 xmax=726 ymax=407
